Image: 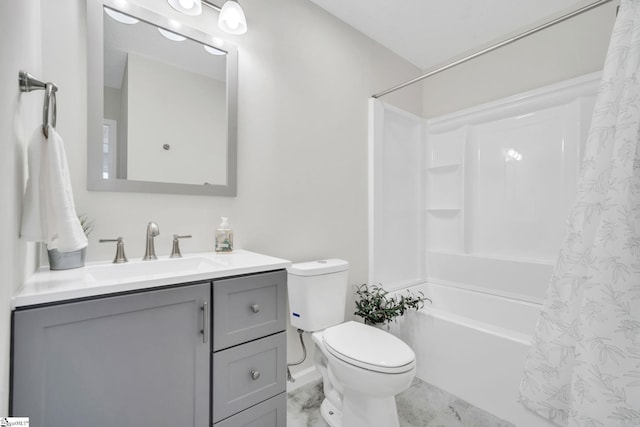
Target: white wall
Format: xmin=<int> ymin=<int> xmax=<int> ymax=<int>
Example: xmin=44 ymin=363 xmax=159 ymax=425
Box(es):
xmin=119 ymin=64 xmax=129 ymax=178
xmin=0 ymin=0 xmax=42 ymax=414
xmin=421 ymin=1 xmax=617 ymax=117
xmin=103 ymin=86 xmax=121 ymax=122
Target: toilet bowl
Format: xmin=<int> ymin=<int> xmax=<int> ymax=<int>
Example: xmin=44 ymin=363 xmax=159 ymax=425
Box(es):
xmin=286 ymin=258 xmax=416 ymax=427
xmin=312 ymin=321 xmax=416 ymax=427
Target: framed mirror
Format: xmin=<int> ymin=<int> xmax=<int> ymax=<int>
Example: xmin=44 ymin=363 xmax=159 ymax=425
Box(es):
xmin=87 ymin=0 xmax=237 ymax=196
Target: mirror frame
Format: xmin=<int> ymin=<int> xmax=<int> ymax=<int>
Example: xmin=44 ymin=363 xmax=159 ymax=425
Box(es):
xmin=87 ymin=0 xmax=238 ymax=196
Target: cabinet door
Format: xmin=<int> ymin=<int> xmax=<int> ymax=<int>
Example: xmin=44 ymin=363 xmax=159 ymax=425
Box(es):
xmin=11 ymin=282 xmax=211 ymax=427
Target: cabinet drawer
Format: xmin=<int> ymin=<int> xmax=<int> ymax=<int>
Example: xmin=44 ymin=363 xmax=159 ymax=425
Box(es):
xmin=212 ymin=332 xmax=286 ymax=422
xmin=213 ymin=270 xmax=286 ymax=350
xmin=214 ymin=393 xmax=286 ymax=427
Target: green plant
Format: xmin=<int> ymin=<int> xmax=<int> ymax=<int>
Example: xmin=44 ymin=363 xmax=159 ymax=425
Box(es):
xmin=78 ymin=213 xmax=94 ymax=236
xmin=354 ymin=284 xmax=431 ymax=326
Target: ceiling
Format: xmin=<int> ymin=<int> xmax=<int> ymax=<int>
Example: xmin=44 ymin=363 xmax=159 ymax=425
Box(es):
xmin=307 ymin=0 xmax=598 ymax=70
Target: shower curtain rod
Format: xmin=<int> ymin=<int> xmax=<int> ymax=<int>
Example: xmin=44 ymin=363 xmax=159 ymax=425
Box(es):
xmin=372 ymin=0 xmax=615 ymax=99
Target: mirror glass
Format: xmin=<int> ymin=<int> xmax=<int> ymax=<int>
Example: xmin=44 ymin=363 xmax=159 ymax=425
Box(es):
xmin=87 ymin=0 xmax=238 ymax=196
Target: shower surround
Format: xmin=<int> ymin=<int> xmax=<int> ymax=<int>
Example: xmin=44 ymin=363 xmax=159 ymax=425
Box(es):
xmin=369 ymin=72 xmax=601 ymax=426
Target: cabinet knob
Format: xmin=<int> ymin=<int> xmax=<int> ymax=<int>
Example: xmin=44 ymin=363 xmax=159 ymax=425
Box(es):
xmin=250 ymin=370 xmax=260 ymax=381
xmin=250 ymin=304 xmax=260 ymax=313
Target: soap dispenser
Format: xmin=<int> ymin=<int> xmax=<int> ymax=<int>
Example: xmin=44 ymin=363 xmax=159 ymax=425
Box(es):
xmin=215 ymin=217 xmax=233 ymax=253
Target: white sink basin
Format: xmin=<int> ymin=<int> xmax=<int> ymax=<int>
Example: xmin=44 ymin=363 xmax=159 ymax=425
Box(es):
xmin=88 ymin=256 xmax=223 ymax=282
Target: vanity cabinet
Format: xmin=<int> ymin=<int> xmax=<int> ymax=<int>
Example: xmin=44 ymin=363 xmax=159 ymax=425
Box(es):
xmin=11 ymin=269 xmax=287 ymax=427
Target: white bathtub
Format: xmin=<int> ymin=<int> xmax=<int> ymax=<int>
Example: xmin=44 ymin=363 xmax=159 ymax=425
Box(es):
xmin=387 ymin=282 xmax=556 ymax=426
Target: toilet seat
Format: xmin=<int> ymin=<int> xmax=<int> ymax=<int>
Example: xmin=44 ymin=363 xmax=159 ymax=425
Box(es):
xmin=322 ymin=321 xmax=415 ymax=374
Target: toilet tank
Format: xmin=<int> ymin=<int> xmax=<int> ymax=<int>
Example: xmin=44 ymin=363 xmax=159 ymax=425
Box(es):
xmin=287 ymin=259 xmax=349 ymax=332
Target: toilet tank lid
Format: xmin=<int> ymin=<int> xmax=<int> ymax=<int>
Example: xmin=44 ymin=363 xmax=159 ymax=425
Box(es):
xmin=288 ymin=259 xmax=349 ymax=276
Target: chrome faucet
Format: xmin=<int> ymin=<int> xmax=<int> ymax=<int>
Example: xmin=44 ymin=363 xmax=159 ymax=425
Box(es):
xmin=99 ymin=237 xmax=128 ymax=263
xmin=170 ymin=234 xmax=192 ymax=258
xmin=143 ymin=221 xmax=160 ymax=260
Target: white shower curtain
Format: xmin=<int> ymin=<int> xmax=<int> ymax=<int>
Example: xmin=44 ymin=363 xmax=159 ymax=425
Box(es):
xmin=520 ymin=1 xmax=640 ymax=425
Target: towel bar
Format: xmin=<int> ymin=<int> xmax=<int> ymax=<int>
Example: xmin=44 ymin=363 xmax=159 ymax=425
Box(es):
xmin=19 ymin=71 xmax=58 ymax=138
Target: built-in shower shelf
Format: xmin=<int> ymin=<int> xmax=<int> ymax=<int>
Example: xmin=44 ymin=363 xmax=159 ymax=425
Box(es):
xmin=426 ymin=163 xmax=461 ymax=171
xmin=425 ymin=207 xmax=461 ymax=212
xmin=424 ymin=162 xmax=463 ymax=210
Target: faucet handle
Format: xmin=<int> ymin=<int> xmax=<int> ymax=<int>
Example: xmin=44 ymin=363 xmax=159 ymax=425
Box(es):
xmin=170 ymin=234 xmax=192 ymax=258
xmin=99 ymin=237 xmax=128 ymax=263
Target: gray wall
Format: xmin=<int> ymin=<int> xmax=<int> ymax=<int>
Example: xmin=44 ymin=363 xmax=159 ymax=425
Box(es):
xmin=422 ymin=2 xmax=617 ymax=117
xmin=39 ymin=0 xmax=422 ymax=266
xmin=1 ymin=0 xmax=422 ymax=404
xmin=0 ymin=0 xmax=43 ymax=414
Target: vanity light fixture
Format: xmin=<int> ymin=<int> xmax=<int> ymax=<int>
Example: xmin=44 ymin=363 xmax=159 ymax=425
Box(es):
xmin=168 ymin=0 xmax=203 ymax=16
xmin=104 ymin=7 xmax=139 ymax=24
xmin=204 ymin=45 xmax=226 ymax=55
xmin=158 ymin=27 xmax=187 ymax=41
xmin=169 ymin=0 xmax=248 ymax=35
xmin=204 ymin=37 xmax=226 ymax=55
xmin=217 ymin=0 xmax=247 ymax=35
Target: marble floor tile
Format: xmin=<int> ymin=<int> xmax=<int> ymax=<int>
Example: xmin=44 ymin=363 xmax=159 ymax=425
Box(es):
xmin=287 ymin=381 xmax=329 ymax=427
xmin=287 ymin=378 xmax=514 ymax=427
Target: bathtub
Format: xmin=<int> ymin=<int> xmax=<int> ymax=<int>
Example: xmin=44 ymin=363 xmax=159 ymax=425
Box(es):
xmin=387 ymin=282 xmax=556 ymax=426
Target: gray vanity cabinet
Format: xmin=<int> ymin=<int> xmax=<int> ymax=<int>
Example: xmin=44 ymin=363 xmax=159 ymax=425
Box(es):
xmin=11 ymin=269 xmax=288 ymax=427
xmin=11 ymin=282 xmax=211 ymax=427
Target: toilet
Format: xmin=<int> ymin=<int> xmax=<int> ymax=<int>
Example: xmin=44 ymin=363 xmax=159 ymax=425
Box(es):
xmin=287 ymin=259 xmax=416 ymax=427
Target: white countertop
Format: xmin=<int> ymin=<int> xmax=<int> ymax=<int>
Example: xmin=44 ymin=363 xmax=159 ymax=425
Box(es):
xmin=13 ymin=250 xmax=291 ymax=309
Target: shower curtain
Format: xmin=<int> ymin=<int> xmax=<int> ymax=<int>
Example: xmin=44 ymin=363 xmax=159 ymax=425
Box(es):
xmin=520 ymin=1 xmax=640 ymax=425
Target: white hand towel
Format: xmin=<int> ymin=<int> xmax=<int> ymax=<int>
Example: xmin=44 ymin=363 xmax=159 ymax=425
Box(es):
xmin=20 ymin=127 xmax=46 ymax=242
xmin=20 ymin=125 xmax=88 ymax=252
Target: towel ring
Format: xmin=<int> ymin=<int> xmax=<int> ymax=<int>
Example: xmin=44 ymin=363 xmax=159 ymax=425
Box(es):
xmin=18 ymin=71 xmax=59 ymax=139
xmin=43 ymin=83 xmax=57 ymax=138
